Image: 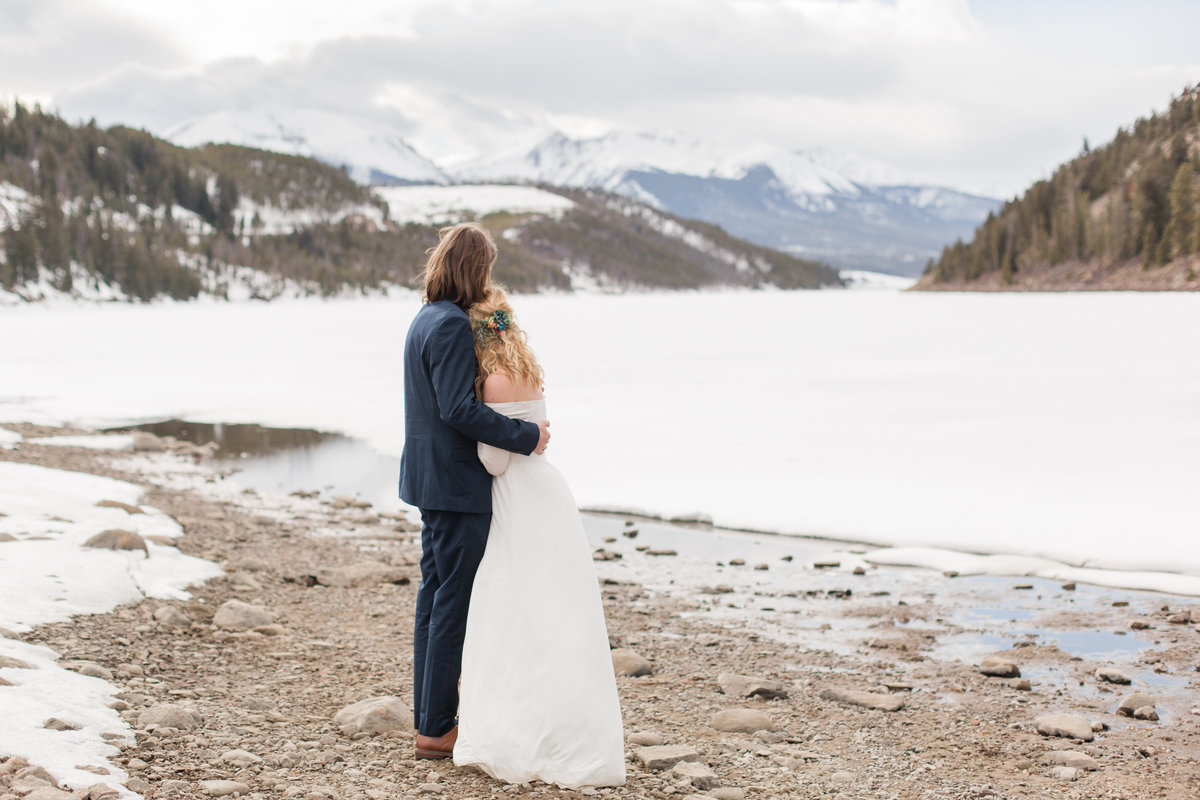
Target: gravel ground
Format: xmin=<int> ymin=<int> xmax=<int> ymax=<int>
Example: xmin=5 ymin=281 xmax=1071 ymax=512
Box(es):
xmin=1 ymin=428 xmax=1198 ymax=800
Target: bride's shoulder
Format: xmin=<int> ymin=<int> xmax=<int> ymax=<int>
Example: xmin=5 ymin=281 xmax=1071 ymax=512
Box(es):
xmin=483 ymin=371 xmax=543 ymax=403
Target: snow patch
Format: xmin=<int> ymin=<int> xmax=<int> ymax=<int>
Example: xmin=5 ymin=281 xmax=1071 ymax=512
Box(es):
xmin=375 ymin=184 xmax=574 ymax=225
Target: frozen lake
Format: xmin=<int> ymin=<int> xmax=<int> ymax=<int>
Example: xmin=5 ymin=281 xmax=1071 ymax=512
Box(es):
xmin=2 ymin=289 xmax=1198 ymax=589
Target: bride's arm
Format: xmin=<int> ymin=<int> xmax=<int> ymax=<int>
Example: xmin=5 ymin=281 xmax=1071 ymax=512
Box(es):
xmin=477 ymin=442 xmax=511 ymax=476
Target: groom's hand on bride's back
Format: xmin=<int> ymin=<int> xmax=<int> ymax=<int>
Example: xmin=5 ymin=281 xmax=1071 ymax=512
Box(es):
xmin=535 ymin=420 xmax=550 ymax=454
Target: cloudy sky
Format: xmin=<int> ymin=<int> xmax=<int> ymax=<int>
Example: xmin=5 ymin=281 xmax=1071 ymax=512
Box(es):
xmin=2 ymin=0 xmax=1198 ymax=197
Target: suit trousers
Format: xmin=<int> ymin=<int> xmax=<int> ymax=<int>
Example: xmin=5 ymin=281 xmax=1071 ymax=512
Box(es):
xmin=412 ymin=507 xmax=491 ymax=737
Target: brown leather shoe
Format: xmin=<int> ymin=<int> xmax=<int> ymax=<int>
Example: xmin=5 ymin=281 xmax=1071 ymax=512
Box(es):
xmin=415 ymin=725 xmax=457 ymax=759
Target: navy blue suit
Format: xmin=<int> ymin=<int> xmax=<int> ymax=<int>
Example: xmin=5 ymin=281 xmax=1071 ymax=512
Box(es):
xmin=399 ymin=300 xmax=540 ymax=737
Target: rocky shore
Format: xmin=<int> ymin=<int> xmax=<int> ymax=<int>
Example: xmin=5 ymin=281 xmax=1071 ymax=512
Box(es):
xmin=1 ymin=426 xmax=1198 ymax=800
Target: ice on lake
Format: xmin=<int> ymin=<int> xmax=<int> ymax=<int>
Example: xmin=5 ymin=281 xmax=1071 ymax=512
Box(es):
xmin=1 ymin=289 xmax=1197 ymax=585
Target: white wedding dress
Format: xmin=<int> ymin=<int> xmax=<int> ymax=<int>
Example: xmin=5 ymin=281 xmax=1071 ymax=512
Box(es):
xmin=454 ymin=399 xmax=626 ymax=787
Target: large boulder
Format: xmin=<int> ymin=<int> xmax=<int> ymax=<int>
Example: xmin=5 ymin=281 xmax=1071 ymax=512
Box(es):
xmin=333 ymin=696 xmax=413 ymax=736
xmin=212 ymin=600 xmax=275 ymax=631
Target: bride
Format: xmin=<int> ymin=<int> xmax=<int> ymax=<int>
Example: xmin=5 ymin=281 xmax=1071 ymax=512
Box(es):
xmin=453 ymin=286 xmax=626 ymax=788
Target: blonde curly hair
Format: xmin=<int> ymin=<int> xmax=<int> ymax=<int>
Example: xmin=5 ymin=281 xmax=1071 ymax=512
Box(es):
xmin=468 ymin=286 xmax=544 ymax=398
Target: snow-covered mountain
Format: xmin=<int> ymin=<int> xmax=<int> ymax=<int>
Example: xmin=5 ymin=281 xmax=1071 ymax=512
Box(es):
xmin=451 ymin=131 xmax=1001 ymax=276
xmin=163 ymin=109 xmax=998 ymax=276
xmin=166 ymin=107 xmax=447 ymax=186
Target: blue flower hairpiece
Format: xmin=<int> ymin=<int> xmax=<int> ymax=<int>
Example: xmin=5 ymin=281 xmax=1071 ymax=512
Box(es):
xmin=474 ymin=309 xmax=510 ymax=344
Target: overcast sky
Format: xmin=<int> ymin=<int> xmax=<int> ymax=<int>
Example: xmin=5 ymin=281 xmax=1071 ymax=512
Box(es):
xmin=2 ymin=0 xmax=1198 ymax=197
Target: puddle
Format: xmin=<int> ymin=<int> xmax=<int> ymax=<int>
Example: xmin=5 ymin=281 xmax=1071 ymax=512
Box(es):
xmin=963 ymin=607 xmax=1035 ymax=622
xmin=114 ymin=420 xmax=407 ymax=512
xmin=1042 ymin=630 xmax=1148 ymax=659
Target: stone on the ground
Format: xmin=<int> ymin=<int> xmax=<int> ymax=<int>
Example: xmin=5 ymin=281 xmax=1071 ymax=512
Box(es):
xmin=711 ymin=708 xmax=774 ymax=733
xmin=131 ymin=431 xmax=165 ymax=451
xmin=1034 ymin=714 xmax=1094 ymax=742
xmin=717 ymin=673 xmax=788 ymax=699
xmin=980 ymin=656 xmax=1021 ymax=678
xmin=95 ymin=499 xmax=142 ymax=514
xmin=219 ymin=749 xmax=262 ymax=767
xmin=200 ymin=779 xmax=250 ymax=796
xmin=819 ymin=686 xmax=905 ymax=712
xmin=65 ymin=660 xmax=113 ymax=680
xmin=1012 ymin=678 xmax=1032 ymax=691
xmin=83 ymin=529 xmax=148 ymax=556
xmin=1117 ymin=692 xmax=1156 ymax=717
xmin=23 ymin=788 xmax=77 ymax=800
xmin=1133 ymin=706 xmax=1159 ymax=721
xmin=670 ymin=760 xmax=720 ymax=789
xmin=314 ymin=562 xmax=406 ymax=588
xmin=627 ymin=731 xmax=664 ymax=746
xmin=0 ymin=655 xmax=33 ymax=669
xmin=1048 ymin=766 xmax=1081 ymax=781
xmin=634 ymin=745 xmax=701 ymax=770
xmin=1130 ymin=619 xmax=1151 ymax=630
xmin=212 ymin=600 xmax=275 ymax=631
xmin=1166 ymin=611 xmax=1192 ymax=624
xmin=226 ymin=556 xmax=271 ymax=572
xmin=333 ymin=696 xmax=413 ymax=736
xmin=1038 ymin=751 xmax=1100 ymax=771
xmin=829 ymin=771 xmax=856 ymax=783
xmin=611 ymin=648 xmax=652 ymax=677
xmin=43 ymin=717 xmax=78 ymax=731
xmin=153 ymin=606 xmax=192 ymax=627
xmin=137 ymin=704 xmax=202 ymax=731
xmin=87 ymin=784 xmax=121 ymax=800
xmin=709 ymin=789 xmax=746 ymax=800
xmin=1095 ymin=667 xmax=1131 ymax=684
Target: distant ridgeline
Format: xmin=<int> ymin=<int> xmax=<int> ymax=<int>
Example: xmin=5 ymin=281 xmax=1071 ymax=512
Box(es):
xmin=0 ymin=104 xmax=840 ymax=302
xmin=917 ymin=85 xmax=1200 ymax=291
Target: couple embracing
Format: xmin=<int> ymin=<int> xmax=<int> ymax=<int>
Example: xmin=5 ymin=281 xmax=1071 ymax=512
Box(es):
xmin=398 ymin=222 xmax=626 ymax=788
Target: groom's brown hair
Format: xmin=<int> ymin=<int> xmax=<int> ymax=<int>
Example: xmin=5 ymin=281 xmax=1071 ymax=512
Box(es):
xmin=421 ymin=222 xmax=497 ymax=309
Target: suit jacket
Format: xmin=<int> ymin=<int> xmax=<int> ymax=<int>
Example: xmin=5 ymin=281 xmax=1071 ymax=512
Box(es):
xmin=398 ymin=300 xmax=540 ymax=512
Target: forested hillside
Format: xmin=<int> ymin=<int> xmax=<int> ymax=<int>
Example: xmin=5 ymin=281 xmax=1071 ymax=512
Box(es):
xmin=916 ymin=85 xmax=1200 ymax=291
xmin=0 ymin=104 xmax=840 ymax=301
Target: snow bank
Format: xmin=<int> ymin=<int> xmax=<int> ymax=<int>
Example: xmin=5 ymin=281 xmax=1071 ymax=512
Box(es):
xmin=0 ymin=636 xmax=136 ymax=798
xmin=26 ymin=434 xmax=136 ymax=450
xmin=0 ymin=462 xmax=221 ymax=632
xmin=0 ymin=462 xmax=220 ymax=797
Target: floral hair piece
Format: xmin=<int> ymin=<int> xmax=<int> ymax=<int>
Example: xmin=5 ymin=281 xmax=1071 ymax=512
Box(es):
xmin=474 ymin=309 xmax=511 ymax=344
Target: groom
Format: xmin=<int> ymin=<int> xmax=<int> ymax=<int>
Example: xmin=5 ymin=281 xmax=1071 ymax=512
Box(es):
xmin=399 ymin=222 xmax=550 ymax=760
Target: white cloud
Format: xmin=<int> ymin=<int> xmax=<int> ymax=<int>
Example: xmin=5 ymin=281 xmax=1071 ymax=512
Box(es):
xmin=2 ymin=0 xmax=1197 ymax=197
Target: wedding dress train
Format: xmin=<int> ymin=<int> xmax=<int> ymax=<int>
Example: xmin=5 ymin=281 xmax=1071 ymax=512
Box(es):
xmin=453 ymin=399 xmax=626 ymax=787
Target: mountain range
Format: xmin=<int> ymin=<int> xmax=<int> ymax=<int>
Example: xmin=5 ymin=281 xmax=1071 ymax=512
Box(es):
xmin=164 ymin=108 xmax=1000 ymax=277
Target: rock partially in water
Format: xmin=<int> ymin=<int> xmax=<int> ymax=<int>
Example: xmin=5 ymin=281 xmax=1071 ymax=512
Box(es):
xmin=1095 ymin=666 xmax=1131 ymax=685
xmin=1117 ymin=692 xmax=1156 ymax=718
xmin=980 ymin=656 xmax=1020 ymax=678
